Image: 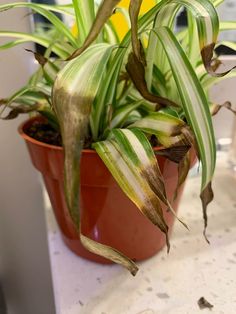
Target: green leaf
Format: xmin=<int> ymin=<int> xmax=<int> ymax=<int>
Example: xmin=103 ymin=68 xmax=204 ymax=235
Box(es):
xmin=129 ymin=112 xmax=185 ymax=143
xmin=220 ymin=21 xmax=236 ymax=31
xmin=146 ymin=0 xmax=220 ymax=87
xmin=146 ymin=2 xmax=180 ymax=87
xmin=103 ymin=22 xmax=120 ymax=44
xmin=90 ymin=1 xmax=169 ymax=140
xmin=72 ymin=0 xmax=95 ymax=45
xmin=0 ymin=2 xmax=78 ymax=48
xmin=154 ymin=27 xmax=216 ymax=191
xmin=90 ymin=47 xmax=124 ymax=141
xmin=0 ymin=31 xmax=72 ymax=58
xmin=110 ymin=100 xmax=143 ymax=129
xmin=213 ymin=0 xmax=225 ymax=7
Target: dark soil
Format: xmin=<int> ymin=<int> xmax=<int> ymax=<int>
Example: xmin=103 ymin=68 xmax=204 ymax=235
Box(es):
xmin=25 ymin=119 xmax=160 ymax=149
xmin=25 ymin=119 xmax=93 ymax=148
xmin=150 ymin=134 xmax=159 ymax=148
xmin=25 ymin=119 xmax=62 ymax=147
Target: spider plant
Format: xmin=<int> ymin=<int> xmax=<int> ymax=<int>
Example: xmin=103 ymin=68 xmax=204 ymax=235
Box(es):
xmin=0 ymin=0 xmax=236 ymax=275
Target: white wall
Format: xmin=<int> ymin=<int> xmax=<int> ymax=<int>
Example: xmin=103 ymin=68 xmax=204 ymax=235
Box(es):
xmin=0 ymin=2 xmax=55 ymax=314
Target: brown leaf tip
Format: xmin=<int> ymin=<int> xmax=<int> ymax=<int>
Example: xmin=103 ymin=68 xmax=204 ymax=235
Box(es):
xmin=25 ymin=48 xmax=47 ymax=66
xmin=200 ymin=182 xmax=214 ymax=244
xmin=201 ymin=43 xmax=215 ymax=68
xmin=202 ymin=43 xmax=236 ymax=77
xmin=131 ymin=265 xmax=139 ymax=276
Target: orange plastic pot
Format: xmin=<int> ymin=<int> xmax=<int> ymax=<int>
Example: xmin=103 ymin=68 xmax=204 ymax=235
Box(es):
xmin=19 ymin=116 xmax=196 ymax=263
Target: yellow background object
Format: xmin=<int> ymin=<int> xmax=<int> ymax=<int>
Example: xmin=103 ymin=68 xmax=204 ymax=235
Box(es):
xmin=110 ymin=0 xmax=156 ymax=40
xmin=71 ymin=0 xmax=156 ymax=40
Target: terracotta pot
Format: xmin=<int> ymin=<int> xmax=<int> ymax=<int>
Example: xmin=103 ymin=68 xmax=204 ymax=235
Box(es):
xmin=19 ymin=116 xmax=196 ymax=263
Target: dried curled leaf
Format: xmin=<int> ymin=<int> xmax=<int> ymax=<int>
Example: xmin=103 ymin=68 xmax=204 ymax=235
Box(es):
xmin=200 ymin=182 xmax=214 ymax=244
xmin=126 ymin=52 xmax=179 ymax=109
xmin=25 ymin=48 xmax=59 ymax=85
xmin=155 ymin=145 xmax=191 ymax=163
xmin=181 ymin=126 xmax=199 ymax=159
xmin=129 ymin=0 xmax=144 ymax=64
xmin=211 ymin=101 xmax=236 ymax=116
xmin=25 ymin=48 xmax=47 ymax=66
xmin=174 ymin=151 xmax=191 ymax=201
xmin=81 ymin=235 xmax=138 ymax=276
xmin=1 ymin=103 xmax=40 ymax=120
xmin=202 ymin=44 xmax=236 ymax=77
xmin=0 ymin=99 xmax=7 ymax=105
xmin=155 ymin=145 xmax=191 ymax=205
xmin=198 ymin=297 xmax=214 ymax=310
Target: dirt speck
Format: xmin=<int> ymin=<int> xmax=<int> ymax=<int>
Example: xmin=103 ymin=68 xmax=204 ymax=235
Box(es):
xmin=156 ymin=292 xmax=170 ymax=299
xmin=79 ymin=300 xmax=84 ymax=306
xmin=136 ymin=310 xmax=154 ymax=314
xmin=198 ymin=297 xmax=213 ymax=310
xmin=227 ymin=259 xmax=236 ymax=264
xmin=147 ymin=287 xmax=153 ymax=292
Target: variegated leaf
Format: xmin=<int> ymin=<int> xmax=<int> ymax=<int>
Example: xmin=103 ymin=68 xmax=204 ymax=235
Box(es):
xmin=94 ymin=134 xmax=170 ymax=251
xmin=53 ymin=43 xmax=138 ymax=274
xmin=154 ymin=27 xmax=216 ymax=192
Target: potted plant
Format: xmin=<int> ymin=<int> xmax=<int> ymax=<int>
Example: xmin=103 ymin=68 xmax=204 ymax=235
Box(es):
xmin=0 ymin=0 xmax=235 ymax=276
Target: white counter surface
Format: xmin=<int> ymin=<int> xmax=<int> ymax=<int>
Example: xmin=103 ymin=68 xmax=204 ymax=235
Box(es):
xmin=45 ymin=154 xmax=236 ymax=314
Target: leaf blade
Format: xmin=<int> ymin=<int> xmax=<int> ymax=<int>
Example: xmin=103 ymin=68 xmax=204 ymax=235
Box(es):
xmin=154 ymin=27 xmax=216 ymax=190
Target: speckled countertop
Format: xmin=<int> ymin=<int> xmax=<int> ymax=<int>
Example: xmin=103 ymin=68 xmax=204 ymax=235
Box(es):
xmin=45 ymin=153 xmax=236 ymax=314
